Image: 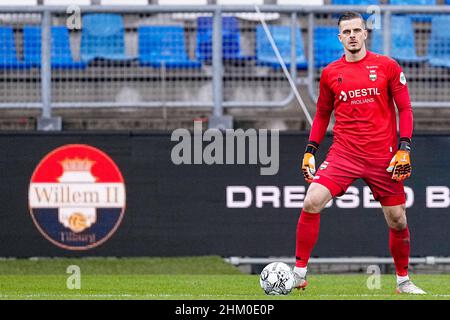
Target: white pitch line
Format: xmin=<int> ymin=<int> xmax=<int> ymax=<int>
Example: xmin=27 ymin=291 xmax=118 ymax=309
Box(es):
xmin=0 ymin=293 xmax=260 ymax=299
xmin=1 ymin=293 xmax=450 ymax=299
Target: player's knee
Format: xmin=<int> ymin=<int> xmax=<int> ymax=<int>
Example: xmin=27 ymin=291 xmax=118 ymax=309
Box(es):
xmin=390 ymin=219 xmax=407 ymax=231
xmin=390 ymin=217 xmax=407 ymax=231
xmin=387 ymin=206 xmax=407 ymax=230
xmin=303 ymin=195 xmax=326 ymax=213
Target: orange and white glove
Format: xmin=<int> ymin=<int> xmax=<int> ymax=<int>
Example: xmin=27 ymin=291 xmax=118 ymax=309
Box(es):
xmin=387 ymin=138 xmax=412 ymax=182
xmin=302 ymin=141 xmax=319 ymax=184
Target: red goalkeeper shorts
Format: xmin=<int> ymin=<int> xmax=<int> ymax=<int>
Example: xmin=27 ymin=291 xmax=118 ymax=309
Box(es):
xmin=312 ymin=147 xmax=406 ymax=206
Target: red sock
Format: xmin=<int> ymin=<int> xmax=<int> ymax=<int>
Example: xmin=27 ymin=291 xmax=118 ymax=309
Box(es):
xmin=295 ymin=210 xmax=320 ymax=268
xmin=389 ymin=227 xmax=410 ymax=277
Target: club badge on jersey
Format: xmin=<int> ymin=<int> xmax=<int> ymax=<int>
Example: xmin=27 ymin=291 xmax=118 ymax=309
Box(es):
xmin=369 ymin=70 xmax=377 ymax=82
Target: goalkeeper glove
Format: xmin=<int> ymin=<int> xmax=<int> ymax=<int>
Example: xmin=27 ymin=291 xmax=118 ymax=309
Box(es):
xmin=387 ymin=138 xmax=412 ymax=182
xmin=302 ymin=141 xmax=319 ymax=184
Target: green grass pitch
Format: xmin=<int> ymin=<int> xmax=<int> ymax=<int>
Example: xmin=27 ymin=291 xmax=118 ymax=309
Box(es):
xmin=0 ymin=256 xmax=449 ymax=300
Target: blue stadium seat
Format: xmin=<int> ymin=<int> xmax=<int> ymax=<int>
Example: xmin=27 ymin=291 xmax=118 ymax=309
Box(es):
xmin=138 ymin=26 xmax=201 ymax=68
xmin=314 ymin=26 xmax=343 ymax=68
xmin=428 ymin=16 xmax=450 ymax=68
xmin=0 ymin=27 xmax=27 ymax=69
xmin=389 ymin=0 xmax=436 ymax=4
xmin=371 ymin=15 xmax=427 ymax=63
xmin=196 ymin=16 xmax=252 ymax=62
xmin=23 ymin=26 xmax=87 ymax=69
xmin=255 ymin=25 xmax=307 ymax=70
xmin=80 ymin=13 xmax=134 ymax=63
xmin=389 ymin=0 xmax=437 ymax=22
xmin=332 ymin=0 xmax=380 ymax=5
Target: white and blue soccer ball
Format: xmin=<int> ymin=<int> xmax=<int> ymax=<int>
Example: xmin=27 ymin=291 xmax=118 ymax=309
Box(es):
xmin=259 ymin=262 xmax=295 ymax=295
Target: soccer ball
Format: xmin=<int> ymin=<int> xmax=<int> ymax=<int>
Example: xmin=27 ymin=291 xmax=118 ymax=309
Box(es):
xmin=259 ymin=262 xmax=295 ymax=295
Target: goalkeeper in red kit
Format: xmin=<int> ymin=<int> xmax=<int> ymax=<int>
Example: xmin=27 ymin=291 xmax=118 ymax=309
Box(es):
xmin=294 ymin=11 xmax=425 ymax=294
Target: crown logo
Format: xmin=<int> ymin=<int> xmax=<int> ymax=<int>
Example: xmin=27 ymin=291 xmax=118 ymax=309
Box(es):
xmin=59 ymin=158 xmax=95 ymax=172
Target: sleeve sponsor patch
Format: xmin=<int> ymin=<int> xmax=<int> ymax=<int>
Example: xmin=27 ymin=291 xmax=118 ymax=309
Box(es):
xmin=400 ymin=72 xmax=407 ymax=85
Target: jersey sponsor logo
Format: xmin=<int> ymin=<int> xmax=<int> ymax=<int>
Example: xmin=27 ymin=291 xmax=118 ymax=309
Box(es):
xmin=339 ymin=90 xmax=348 ymax=102
xmin=28 ymin=144 xmax=126 ymax=251
xmin=337 ymin=88 xmax=380 ymax=105
xmin=400 ymin=72 xmax=407 ymax=85
xmin=351 ymin=98 xmax=375 ymax=105
xmin=339 ymin=87 xmax=381 ymax=104
xmin=347 ymin=88 xmax=380 ymax=98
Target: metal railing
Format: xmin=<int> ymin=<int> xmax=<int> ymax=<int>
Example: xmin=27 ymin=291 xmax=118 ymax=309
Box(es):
xmin=0 ymin=5 xmax=449 ymax=130
xmin=225 ymin=256 xmax=450 ymax=266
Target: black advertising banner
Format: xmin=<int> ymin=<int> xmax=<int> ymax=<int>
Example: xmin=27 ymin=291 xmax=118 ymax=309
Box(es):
xmin=1 ymin=131 xmax=449 ymax=258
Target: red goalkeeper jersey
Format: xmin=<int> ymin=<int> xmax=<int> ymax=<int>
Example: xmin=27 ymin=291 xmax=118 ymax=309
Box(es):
xmin=310 ymin=51 xmax=413 ymax=158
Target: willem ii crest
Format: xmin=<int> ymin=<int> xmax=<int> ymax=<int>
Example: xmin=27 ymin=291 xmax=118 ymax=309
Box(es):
xmin=28 ymin=144 xmax=126 ymax=250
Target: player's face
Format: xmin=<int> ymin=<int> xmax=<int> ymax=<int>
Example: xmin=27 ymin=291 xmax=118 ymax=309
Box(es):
xmin=338 ymin=18 xmax=368 ymax=54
